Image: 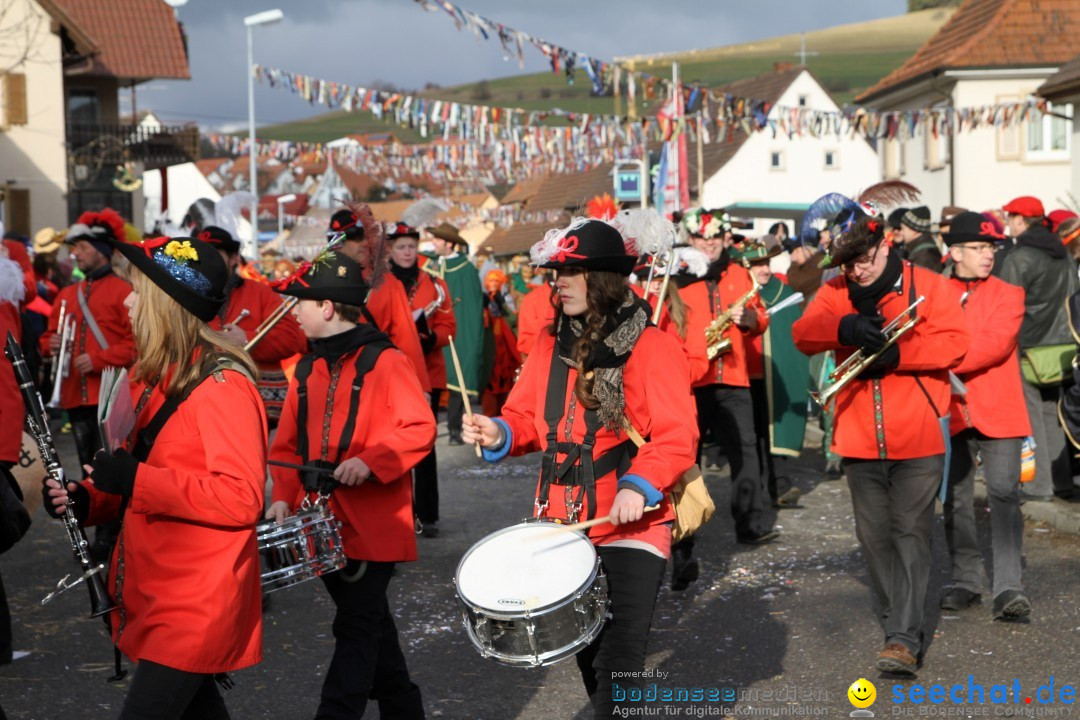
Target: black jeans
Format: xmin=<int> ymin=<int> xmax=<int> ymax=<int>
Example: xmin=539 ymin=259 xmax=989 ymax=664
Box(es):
xmin=317 ymin=560 xmax=424 ymax=719
xmin=845 ymin=455 xmax=943 ymax=655
xmin=693 ymin=384 xmax=771 ymax=539
xmin=413 ymin=390 xmax=441 ymax=524
xmin=576 ymin=546 xmax=667 ymax=718
xmin=118 ymin=660 xmax=228 ymax=720
xmin=446 ymin=392 xmax=479 ymax=440
xmin=749 ymin=379 xmax=779 ymax=502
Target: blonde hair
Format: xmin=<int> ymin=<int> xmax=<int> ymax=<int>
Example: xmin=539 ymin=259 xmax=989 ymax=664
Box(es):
xmin=129 ymin=268 xmax=257 ymax=397
xmin=665 ymin=283 xmax=689 ymax=340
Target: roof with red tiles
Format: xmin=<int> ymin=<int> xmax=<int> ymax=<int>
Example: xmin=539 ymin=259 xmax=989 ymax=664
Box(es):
xmin=859 ymin=0 xmax=1080 ymax=103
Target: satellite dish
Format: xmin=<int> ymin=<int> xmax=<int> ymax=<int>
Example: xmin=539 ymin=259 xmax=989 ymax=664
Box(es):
xmin=164 ymin=0 xmax=189 ymax=7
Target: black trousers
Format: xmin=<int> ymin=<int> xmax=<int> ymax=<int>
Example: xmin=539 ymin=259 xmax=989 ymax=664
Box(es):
xmin=413 ymin=390 xmax=441 ymax=524
xmin=845 ymin=455 xmax=943 ymax=656
xmin=693 ymin=384 xmax=771 ymax=539
xmin=576 ymin=546 xmax=667 ymax=718
xmin=446 ymin=392 xmax=479 ymax=440
xmin=749 ymin=379 xmax=779 ymax=502
xmin=118 ymin=660 xmax=228 ymax=720
xmin=317 ymin=560 xmax=424 ymax=719
xmin=0 ymin=464 xmax=11 ymax=664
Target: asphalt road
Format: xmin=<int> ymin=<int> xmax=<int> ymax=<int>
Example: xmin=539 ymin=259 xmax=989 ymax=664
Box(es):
xmin=1 ymin=422 xmax=1078 ymax=719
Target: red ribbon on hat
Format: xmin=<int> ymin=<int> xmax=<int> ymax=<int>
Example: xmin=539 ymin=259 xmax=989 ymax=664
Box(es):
xmin=197 ymin=230 xmax=214 ymax=243
xmin=980 ymin=221 xmax=1005 ymax=239
xmin=867 ymin=220 xmax=880 ymax=233
xmin=269 ymin=260 xmax=312 ymax=290
xmin=139 ymin=236 xmax=172 ymax=258
xmin=552 ymin=235 xmax=587 ymax=264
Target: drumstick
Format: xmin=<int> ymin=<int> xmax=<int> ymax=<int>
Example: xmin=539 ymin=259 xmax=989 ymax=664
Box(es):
xmin=448 ymin=335 xmax=482 ymax=458
xmin=231 ymin=308 xmax=251 ymax=325
xmin=268 ymin=459 xmax=335 ymax=476
xmin=526 ymin=505 xmax=661 ymax=543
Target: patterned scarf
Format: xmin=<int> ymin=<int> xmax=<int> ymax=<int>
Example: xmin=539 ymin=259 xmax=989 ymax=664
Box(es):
xmin=556 ymin=289 xmax=651 ymax=431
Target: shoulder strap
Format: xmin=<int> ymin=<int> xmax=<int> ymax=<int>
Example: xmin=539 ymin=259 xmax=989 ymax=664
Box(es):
xmin=334 ymin=340 xmax=394 ymax=464
xmin=76 ymin=282 xmax=110 ymax=350
xmin=907 ymin=265 xmax=943 ymax=418
xmin=294 ymin=355 xmax=315 ymax=463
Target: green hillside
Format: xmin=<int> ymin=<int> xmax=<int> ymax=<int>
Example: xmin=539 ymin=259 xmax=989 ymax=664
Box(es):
xmin=259 ymin=8 xmax=953 ymax=144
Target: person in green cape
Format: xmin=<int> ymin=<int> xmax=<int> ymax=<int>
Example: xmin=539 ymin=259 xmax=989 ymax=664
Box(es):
xmin=736 ymin=236 xmax=810 ymax=507
xmin=424 ymin=222 xmax=485 ymax=445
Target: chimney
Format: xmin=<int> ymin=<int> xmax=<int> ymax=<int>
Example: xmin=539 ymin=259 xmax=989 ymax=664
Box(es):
xmin=773 ymin=61 xmax=793 ymax=73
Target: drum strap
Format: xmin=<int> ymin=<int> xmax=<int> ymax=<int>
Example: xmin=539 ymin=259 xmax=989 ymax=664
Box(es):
xmin=536 ymin=358 xmax=636 ymax=522
xmin=294 ymin=341 xmax=394 ymax=466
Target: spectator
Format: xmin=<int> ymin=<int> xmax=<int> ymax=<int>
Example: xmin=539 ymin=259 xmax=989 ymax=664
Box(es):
xmin=895 ymin=207 xmax=943 ymax=272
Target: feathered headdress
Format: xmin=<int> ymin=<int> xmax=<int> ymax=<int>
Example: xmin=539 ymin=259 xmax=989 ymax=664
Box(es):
xmin=857 ymin=180 xmax=921 ymax=211
xmin=798 ymin=193 xmax=863 ymax=250
xmin=74 ymin=208 xmax=126 ymax=244
xmin=612 ymin=207 xmax=676 ymax=258
xmin=402 ymin=198 xmax=448 ymax=229
xmin=530 ymin=216 xmax=638 ymax=275
xmin=585 ymin=193 xmax=620 ymax=221
xmin=340 ymin=200 xmax=388 ymax=290
xmin=214 ymin=191 xmax=257 ymax=246
xmin=0 ymin=257 xmax=26 ymax=306
xmin=671 ymin=246 xmax=710 ymax=278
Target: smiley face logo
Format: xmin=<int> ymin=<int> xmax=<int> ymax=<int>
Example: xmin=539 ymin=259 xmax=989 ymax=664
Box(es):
xmin=848 ymin=678 xmax=876 ymax=709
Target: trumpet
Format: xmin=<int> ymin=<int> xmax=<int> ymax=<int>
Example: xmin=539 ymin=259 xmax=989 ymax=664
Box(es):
xmin=49 ymin=300 xmax=67 ymax=383
xmin=245 ymin=298 xmax=298 ymax=352
xmin=422 ymin=280 xmax=447 ymax=319
xmin=47 ymin=317 xmax=75 ymax=409
xmin=704 ymin=279 xmax=760 ymax=360
xmin=810 ymin=296 xmax=925 ymax=408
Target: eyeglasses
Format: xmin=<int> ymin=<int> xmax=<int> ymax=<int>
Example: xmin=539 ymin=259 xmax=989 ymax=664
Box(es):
xmin=842 ymin=244 xmax=881 ymax=272
xmin=956 ymin=243 xmax=998 ymax=254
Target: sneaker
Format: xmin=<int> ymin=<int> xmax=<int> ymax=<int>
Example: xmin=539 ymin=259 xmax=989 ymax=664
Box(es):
xmin=992 ymin=590 xmax=1031 ymax=622
xmin=421 ymin=522 xmax=440 ymax=539
xmin=671 ymin=549 xmax=699 ymax=592
xmin=876 ymin=643 xmax=918 ymax=676
xmin=773 ymin=487 xmax=802 ymax=509
xmin=448 ymin=434 xmax=464 ymax=446
xmin=824 ymin=459 xmax=843 ymax=480
xmin=940 ymin=587 xmax=981 ymax=611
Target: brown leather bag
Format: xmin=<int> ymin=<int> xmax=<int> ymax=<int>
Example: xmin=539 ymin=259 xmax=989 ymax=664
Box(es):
xmin=621 ymin=419 xmax=715 ymax=543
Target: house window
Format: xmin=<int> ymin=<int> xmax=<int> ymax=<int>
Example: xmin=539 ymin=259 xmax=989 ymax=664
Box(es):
xmin=824 ymin=150 xmax=839 ymax=169
xmin=1025 ymin=102 xmax=1071 ymax=161
xmin=798 ymin=95 xmax=808 ymax=108
xmin=1 ymin=73 xmax=28 ymax=126
xmin=883 ymin=138 xmax=906 ymax=179
xmin=770 ymin=151 xmax=784 ymax=170
xmin=924 ymin=107 xmax=949 ymax=170
xmin=67 ymin=89 xmax=100 ymax=125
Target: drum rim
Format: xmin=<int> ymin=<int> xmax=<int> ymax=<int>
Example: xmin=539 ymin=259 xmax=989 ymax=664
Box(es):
xmin=454 ymin=522 xmax=599 ymax=614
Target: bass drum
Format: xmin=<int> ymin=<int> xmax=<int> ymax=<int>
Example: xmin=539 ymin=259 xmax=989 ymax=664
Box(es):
xmin=11 ymin=431 xmax=43 ymax=516
xmin=455 ymin=522 xmax=608 ymax=667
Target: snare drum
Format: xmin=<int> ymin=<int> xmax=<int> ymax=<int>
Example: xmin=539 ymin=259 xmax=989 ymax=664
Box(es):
xmin=455 ymin=522 xmax=608 ymax=667
xmin=257 ymin=503 xmax=346 ymax=593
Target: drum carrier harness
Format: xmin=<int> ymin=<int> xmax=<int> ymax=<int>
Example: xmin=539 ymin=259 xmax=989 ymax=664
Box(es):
xmin=535 ymin=358 xmax=638 ymax=523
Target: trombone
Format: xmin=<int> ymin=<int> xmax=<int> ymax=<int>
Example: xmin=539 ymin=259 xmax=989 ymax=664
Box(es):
xmin=811 ymin=296 xmax=925 ymax=408
xmin=244 ymin=297 xmax=298 ymax=352
xmin=47 ymin=316 xmax=75 ymax=409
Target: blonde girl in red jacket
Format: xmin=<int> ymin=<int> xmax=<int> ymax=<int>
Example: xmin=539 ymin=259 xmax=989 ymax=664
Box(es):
xmin=463 ymin=218 xmax=698 ymax=718
xmin=45 ymin=235 xmax=266 ymax=719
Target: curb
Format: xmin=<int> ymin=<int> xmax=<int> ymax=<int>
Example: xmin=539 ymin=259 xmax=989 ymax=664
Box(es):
xmin=972 ymin=481 xmax=1080 ymax=536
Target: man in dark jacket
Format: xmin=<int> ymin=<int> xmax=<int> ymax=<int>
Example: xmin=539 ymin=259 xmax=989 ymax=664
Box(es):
xmin=896 ymin=206 xmax=943 ymax=272
xmin=999 ymin=195 xmax=1078 ymax=501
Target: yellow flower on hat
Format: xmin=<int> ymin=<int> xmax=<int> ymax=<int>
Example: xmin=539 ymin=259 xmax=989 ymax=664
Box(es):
xmin=164 ymin=240 xmax=199 ymax=263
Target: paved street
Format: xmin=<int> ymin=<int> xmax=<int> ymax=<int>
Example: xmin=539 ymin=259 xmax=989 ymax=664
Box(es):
xmin=1 ymin=422 xmax=1078 ymax=719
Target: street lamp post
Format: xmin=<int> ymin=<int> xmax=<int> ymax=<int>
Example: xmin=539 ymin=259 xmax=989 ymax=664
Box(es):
xmin=244 ymin=8 xmax=284 ymax=260
xmin=276 ymin=193 xmax=297 ymax=239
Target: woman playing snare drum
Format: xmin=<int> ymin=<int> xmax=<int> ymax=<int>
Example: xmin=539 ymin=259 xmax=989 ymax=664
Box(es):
xmin=44 ymin=235 xmax=266 ymax=719
xmin=463 ymin=218 xmax=698 ymax=718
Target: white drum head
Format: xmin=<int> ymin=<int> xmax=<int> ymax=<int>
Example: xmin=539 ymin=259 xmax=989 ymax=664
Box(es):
xmin=457 ymin=523 xmax=597 ymax=613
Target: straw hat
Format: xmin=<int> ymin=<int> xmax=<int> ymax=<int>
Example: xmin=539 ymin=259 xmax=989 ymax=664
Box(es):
xmin=33 ymin=227 xmax=66 ymax=254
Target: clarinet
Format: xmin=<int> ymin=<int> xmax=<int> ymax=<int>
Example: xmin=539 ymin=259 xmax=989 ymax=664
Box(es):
xmin=4 ymin=332 xmax=115 ymax=617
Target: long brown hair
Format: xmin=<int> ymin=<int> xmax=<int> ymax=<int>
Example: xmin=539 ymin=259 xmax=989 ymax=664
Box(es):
xmin=129 ymin=269 xmax=257 ymax=397
xmin=548 ymin=270 xmax=630 ymax=410
xmin=664 ymin=283 xmax=688 ymax=339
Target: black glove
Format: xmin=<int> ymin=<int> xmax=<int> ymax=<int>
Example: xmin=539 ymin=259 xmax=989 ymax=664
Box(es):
xmin=858 ymin=342 xmax=900 ymax=380
xmin=838 ymin=313 xmax=887 ymax=353
xmin=89 ymin=449 xmax=140 ymax=496
xmin=41 ymin=475 xmax=90 ymax=522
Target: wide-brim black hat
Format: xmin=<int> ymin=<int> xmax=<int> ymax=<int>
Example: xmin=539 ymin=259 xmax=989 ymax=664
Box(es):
xmin=196 ymin=225 xmax=241 ymax=255
xmin=274 ymin=250 xmax=370 ymax=307
xmin=533 ymin=218 xmax=636 ymax=276
xmin=942 ymin=211 xmax=1007 ymax=246
xmin=111 ymin=236 xmax=228 ymax=321
xmin=328 ymin=209 xmax=365 ymax=240
xmin=387 ymin=222 xmax=420 ymax=241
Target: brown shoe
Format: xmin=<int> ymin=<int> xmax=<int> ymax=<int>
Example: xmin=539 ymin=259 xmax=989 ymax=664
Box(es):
xmin=875 ymin=643 xmax=918 ymax=676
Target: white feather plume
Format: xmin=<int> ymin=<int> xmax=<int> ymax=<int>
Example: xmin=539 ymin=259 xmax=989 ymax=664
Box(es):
xmin=402 ymin=198 xmax=448 ymax=229
xmin=214 ymin=191 xmax=257 ymax=240
xmin=612 ymin=208 xmax=676 ymax=257
xmin=673 ymin=246 xmax=710 ymax=278
xmin=530 ymin=216 xmax=591 ymax=266
xmin=0 ymin=258 xmax=26 ymax=306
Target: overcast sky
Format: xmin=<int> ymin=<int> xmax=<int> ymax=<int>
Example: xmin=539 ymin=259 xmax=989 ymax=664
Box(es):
xmin=134 ymin=0 xmax=907 ymax=129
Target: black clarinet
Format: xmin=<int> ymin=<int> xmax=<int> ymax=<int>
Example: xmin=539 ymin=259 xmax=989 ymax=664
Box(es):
xmin=4 ymin=332 xmax=115 ymax=617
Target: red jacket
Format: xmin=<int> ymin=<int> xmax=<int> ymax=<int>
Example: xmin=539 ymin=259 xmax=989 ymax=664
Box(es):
xmin=496 ymin=327 xmax=698 ymax=540
xmin=270 ymin=343 xmax=436 ymax=562
xmin=367 ymin=275 xmax=432 ymax=393
xmin=678 ymin=264 xmax=769 ymax=389
xmin=84 ymin=367 xmax=267 ymax=673
xmin=3 ymin=239 xmax=36 ymax=304
xmin=946 ymin=275 xmax=1031 ymax=438
xmin=648 ymin=294 xmax=712 ymax=387
xmin=208 ymin=277 xmax=308 ymax=369
xmin=0 ymin=297 xmax=24 ymax=464
xmin=793 ymin=262 xmax=970 ymax=459
xmin=516 ymin=283 xmax=556 ymax=357
xmin=39 ymin=270 xmax=136 ymax=408
xmin=405 ymin=270 xmax=455 ymax=390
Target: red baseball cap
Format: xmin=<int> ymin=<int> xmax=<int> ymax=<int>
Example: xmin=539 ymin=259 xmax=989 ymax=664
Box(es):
xmin=1047 ymin=209 xmax=1078 ymax=233
xmin=1002 ymin=196 xmax=1045 ymax=218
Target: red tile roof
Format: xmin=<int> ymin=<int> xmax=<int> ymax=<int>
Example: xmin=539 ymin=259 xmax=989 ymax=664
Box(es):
xmin=1039 ymin=52 xmax=1080 ymax=100
xmin=485 ymin=219 xmax=568 ymax=257
xmin=859 ymin=0 xmax=1080 ymax=103
xmin=41 ymin=0 xmax=189 ymax=81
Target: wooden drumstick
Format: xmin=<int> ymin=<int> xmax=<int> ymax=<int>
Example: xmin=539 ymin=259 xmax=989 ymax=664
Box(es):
xmin=232 ymin=308 xmax=251 ymax=325
xmin=448 ymin=335 xmax=482 ymax=458
xmin=526 ymin=505 xmax=661 ymax=543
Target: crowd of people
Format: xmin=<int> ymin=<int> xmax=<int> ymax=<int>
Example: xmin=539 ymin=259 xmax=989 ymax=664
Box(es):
xmin=0 ymin=187 xmax=1078 ymax=718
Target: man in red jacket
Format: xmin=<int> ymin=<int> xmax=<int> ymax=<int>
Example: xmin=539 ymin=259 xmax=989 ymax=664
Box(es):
xmin=40 ymin=210 xmax=136 ymax=472
xmin=670 ymin=208 xmax=776 ymax=591
xmin=268 ymin=250 xmax=435 ymax=719
xmin=940 ymin=212 xmax=1032 ymax=621
xmin=793 ymin=212 xmax=969 ymax=676
xmin=198 ymin=226 xmax=307 ymax=427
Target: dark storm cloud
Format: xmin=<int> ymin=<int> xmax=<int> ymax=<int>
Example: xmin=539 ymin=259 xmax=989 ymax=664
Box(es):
xmin=140 ymin=0 xmax=905 ymax=128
